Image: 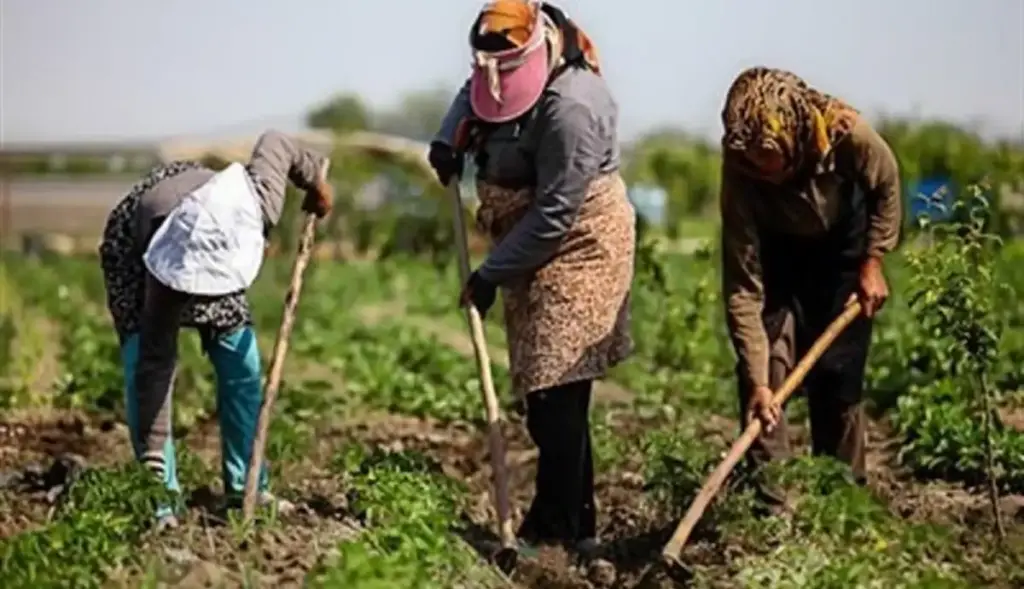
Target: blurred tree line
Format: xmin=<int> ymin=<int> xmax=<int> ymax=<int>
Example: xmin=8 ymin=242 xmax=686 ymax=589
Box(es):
xmin=274 ymin=87 xmax=460 ymax=263
xmin=268 ymin=88 xmax=1024 ymax=257
xmin=303 ymin=88 xmax=1024 ymax=250
xmin=620 ymin=119 xmax=1024 ymax=238
xmin=5 ymin=85 xmax=1022 ymax=256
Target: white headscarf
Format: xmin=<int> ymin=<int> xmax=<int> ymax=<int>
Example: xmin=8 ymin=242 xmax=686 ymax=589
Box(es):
xmin=144 ymin=162 xmax=266 ymax=296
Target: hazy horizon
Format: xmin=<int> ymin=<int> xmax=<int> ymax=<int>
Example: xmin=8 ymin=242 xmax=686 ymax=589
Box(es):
xmin=2 ymin=0 xmax=1022 ymax=144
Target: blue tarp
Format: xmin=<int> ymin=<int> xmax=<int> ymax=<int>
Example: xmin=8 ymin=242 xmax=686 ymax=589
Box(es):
xmin=908 ymin=177 xmax=955 ymax=221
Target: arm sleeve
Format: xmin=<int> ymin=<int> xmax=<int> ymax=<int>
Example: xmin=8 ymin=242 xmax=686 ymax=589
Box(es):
xmin=476 ymin=99 xmax=600 ymax=285
xmin=848 ymin=120 xmax=903 ymax=258
xmin=433 ymin=80 xmax=473 ymax=146
xmin=720 ymin=168 xmax=770 ymax=389
xmin=245 ymin=130 xmax=328 ymax=228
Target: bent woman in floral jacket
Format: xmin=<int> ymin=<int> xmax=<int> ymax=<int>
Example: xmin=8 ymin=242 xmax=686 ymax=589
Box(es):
xmin=99 ymin=130 xmax=332 ymax=528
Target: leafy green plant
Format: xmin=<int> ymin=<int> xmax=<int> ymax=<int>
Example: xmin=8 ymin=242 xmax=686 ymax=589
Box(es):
xmin=902 ymin=187 xmax=1020 ymax=536
xmin=717 ymin=458 xmax=979 ymax=589
xmin=0 ymin=256 xmax=124 ymax=410
xmin=309 ymin=447 xmax=496 ymax=588
xmin=0 ymin=272 xmax=50 ymax=407
xmin=0 ymin=464 xmax=173 ymax=589
xmin=640 ymin=424 xmax=753 ymax=533
xmin=4 ymin=220 xmax=1024 ymax=589
xmin=294 ymin=309 xmax=510 ymax=423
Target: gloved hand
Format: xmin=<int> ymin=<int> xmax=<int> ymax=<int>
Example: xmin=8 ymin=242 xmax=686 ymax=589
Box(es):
xmin=459 ymin=270 xmax=497 ymax=317
xmin=302 ymin=160 xmax=333 ymax=218
xmin=428 ymin=141 xmax=464 ymax=186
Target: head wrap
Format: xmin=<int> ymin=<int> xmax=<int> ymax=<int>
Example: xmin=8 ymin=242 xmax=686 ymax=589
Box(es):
xmin=721 ymin=66 xmax=859 ymax=177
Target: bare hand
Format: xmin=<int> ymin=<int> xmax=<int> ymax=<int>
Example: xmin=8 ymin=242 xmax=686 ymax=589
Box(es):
xmin=302 ymin=177 xmax=333 ymax=219
xmin=747 ymin=385 xmax=780 ymax=433
xmin=857 ymin=257 xmax=889 ymax=318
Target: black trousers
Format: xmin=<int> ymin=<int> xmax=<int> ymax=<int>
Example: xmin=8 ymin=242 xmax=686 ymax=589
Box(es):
xmin=518 ymin=379 xmax=596 ymax=545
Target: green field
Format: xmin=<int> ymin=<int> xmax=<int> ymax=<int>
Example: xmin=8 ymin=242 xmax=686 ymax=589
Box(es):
xmin=1 ymin=213 xmax=1023 ymax=588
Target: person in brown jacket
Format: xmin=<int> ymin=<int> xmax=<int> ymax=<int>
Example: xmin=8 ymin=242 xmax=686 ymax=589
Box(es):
xmin=718 ymin=67 xmax=902 ymax=504
xmin=428 ymin=0 xmax=633 ymax=556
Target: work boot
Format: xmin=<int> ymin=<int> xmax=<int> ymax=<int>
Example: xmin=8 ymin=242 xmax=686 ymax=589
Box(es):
xmin=478 ymin=536 xmax=545 ymax=560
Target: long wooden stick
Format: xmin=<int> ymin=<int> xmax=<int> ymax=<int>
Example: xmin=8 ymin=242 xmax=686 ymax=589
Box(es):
xmin=242 ymin=214 xmax=318 ymax=521
xmin=661 ymin=301 xmax=863 ymax=567
xmin=447 ymin=180 xmax=517 ymax=552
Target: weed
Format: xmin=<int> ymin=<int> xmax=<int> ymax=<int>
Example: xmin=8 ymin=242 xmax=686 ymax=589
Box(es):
xmin=717 ymin=458 xmax=972 ymax=589
xmin=308 ymin=447 xmax=495 ymax=588
xmin=0 ymin=463 xmax=173 ymax=589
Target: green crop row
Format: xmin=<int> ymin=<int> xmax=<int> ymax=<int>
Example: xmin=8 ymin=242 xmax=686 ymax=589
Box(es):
xmin=0 ymin=464 xmax=174 ymax=589
xmin=309 ymin=447 xmax=502 ymax=588
xmin=3 ymin=191 xmax=1023 ymax=586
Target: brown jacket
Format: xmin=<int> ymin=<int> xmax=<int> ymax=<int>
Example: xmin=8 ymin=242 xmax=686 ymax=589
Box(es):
xmin=720 ymin=118 xmax=901 ymax=388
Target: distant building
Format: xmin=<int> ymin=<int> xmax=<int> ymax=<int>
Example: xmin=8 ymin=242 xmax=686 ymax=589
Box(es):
xmin=0 ymin=141 xmax=161 ymax=175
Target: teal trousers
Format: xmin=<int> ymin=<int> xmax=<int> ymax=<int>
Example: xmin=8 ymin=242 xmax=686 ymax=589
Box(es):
xmin=121 ymin=325 xmax=269 ymax=513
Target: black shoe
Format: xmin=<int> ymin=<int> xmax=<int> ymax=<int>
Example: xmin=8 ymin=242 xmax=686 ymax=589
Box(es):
xmin=573 ymin=537 xmax=602 ymax=560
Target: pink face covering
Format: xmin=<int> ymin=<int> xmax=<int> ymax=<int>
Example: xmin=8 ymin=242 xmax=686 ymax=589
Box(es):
xmin=468 ymin=11 xmax=550 ymax=123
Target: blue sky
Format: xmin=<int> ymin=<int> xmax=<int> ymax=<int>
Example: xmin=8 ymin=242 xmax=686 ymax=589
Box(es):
xmin=2 ymin=0 xmax=1022 ymax=143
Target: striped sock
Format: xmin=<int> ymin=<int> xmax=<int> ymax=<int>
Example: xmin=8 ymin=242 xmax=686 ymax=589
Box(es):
xmin=142 ymin=450 xmax=166 ymax=478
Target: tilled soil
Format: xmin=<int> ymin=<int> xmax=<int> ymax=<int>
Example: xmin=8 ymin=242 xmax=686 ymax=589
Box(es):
xmin=2 ymin=409 xmax=1021 ymax=588
xmin=339 ymin=410 xmax=675 ymax=589
xmin=0 ymin=411 xmax=129 ymax=539
xmin=0 ymin=410 xmax=366 ymax=588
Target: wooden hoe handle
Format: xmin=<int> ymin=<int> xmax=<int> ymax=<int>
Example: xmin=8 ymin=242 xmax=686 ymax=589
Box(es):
xmin=447 ymin=180 xmax=517 ymax=551
xmin=242 ymin=214 xmax=319 ymax=521
xmin=660 ymin=301 xmax=863 ymax=566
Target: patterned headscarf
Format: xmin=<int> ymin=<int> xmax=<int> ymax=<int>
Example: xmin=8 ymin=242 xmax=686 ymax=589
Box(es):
xmin=721 ymin=66 xmax=859 ymax=178
xmin=475 ymin=0 xmax=538 ymax=48
xmin=473 ymin=1 xmax=601 ymax=68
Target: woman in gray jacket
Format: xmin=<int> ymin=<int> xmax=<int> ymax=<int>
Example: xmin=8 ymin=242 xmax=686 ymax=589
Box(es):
xmin=428 ymin=0 xmax=635 ymax=556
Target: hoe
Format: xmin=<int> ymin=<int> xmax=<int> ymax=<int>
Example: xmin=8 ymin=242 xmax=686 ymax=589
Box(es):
xmin=659 ymin=302 xmax=863 ymax=576
xmin=446 ymin=177 xmax=519 ymax=574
